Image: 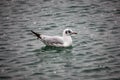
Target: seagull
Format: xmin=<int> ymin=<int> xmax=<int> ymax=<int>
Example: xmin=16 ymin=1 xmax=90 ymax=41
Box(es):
xmin=31 ymin=28 xmax=77 ymax=47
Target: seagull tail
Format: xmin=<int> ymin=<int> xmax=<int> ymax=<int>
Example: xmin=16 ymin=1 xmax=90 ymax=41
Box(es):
xmin=31 ymin=30 xmax=41 ymax=39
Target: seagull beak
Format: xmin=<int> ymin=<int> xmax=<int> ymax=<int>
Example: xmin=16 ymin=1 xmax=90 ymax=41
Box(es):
xmin=72 ymin=32 xmax=77 ymax=34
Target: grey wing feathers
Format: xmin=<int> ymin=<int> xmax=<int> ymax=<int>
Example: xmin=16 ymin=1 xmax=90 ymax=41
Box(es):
xmin=31 ymin=30 xmax=64 ymax=46
xmin=41 ymin=35 xmax=64 ymax=46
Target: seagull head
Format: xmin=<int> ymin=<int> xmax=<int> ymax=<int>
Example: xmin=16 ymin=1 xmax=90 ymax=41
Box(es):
xmin=63 ymin=28 xmax=77 ymax=36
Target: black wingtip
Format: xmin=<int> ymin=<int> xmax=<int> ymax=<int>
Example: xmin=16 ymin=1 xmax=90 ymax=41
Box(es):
xmin=31 ymin=30 xmax=41 ymax=39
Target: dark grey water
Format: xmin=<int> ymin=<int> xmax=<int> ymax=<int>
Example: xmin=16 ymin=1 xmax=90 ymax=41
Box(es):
xmin=0 ymin=0 xmax=120 ymax=80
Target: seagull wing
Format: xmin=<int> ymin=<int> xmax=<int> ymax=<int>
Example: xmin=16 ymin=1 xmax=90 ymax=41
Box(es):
xmin=41 ymin=35 xmax=64 ymax=46
xmin=31 ymin=30 xmax=64 ymax=47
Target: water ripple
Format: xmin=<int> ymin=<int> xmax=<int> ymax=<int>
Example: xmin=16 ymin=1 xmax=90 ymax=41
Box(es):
xmin=0 ymin=0 xmax=120 ymax=80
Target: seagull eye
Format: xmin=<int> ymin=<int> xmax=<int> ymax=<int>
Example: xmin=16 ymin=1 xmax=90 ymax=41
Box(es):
xmin=65 ymin=31 xmax=68 ymax=34
xmin=68 ymin=30 xmax=71 ymax=33
xmin=65 ymin=30 xmax=71 ymax=34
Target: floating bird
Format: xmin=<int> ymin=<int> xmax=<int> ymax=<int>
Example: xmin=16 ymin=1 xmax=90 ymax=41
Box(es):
xmin=31 ymin=28 xmax=77 ymax=47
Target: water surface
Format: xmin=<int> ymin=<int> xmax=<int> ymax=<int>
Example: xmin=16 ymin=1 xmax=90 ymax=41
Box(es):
xmin=0 ymin=0 xmax=120 ymax=80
